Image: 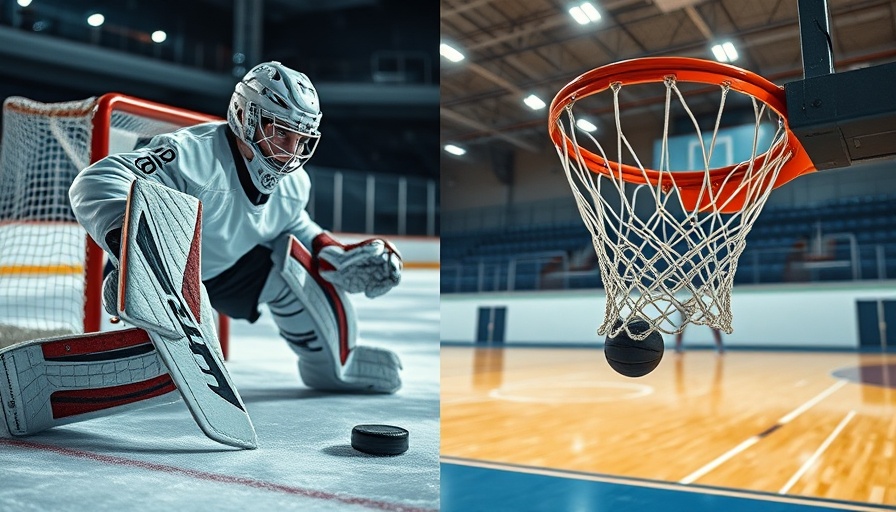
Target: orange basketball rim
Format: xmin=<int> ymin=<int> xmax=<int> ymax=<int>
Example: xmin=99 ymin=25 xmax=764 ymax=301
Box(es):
xmin=548 ymin=57 xmax=817 ymax=213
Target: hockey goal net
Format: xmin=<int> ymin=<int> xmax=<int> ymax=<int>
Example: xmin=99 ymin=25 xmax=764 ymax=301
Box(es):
xmin=0 ymin=93 xmax=229 ymax=352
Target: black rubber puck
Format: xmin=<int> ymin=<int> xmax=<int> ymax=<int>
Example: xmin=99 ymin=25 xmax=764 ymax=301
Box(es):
xmin=351 ymin=424 xmax=409 ymax=456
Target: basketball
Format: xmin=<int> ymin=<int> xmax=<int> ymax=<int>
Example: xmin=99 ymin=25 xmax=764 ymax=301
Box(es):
xmin=604 ymin=318 xmax=664 ymax=378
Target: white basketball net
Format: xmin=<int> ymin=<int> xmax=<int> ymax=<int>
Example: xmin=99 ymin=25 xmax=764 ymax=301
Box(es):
xmin=553 ymin=77 xmax=793 ymax=340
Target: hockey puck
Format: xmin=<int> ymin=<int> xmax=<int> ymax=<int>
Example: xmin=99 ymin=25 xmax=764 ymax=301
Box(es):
xmin=351 ymin=424 xmax=409 ymax=456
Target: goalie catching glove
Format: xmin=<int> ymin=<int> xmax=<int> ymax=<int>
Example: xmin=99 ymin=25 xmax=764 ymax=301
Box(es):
xmin=313 ymin=232 xmax=402 ymax=298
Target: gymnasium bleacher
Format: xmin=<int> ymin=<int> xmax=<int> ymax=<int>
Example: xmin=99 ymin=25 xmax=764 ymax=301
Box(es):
xmin=441 ymin=194 xmax=896 ymax=293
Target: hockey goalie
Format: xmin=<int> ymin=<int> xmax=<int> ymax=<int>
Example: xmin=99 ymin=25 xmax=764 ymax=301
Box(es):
xmin=0 ymin=61 xmax=403 ymax=448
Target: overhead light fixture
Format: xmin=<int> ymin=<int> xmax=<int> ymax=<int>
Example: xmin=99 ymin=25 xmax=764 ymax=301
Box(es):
xmin=722 ymin=42 xmax=738 ymax=61
xmin=523 ymin=94 xmax=546 ymax=110
xmin=87 ymin=13 xmax=105 ymax=27
xmin=711 ymin=41 xmax=738 ymax=62
xmin=580 ymin=2 xmax=602 ymax=22
xmin=440 ymin=43 xmax=465 ymax=63
xmin=151 ymin=30 xmax=167 ymax=43
xmin=17 ymin=0 xmax=32 ymax=7
xmin=444 ymin=144 xmax=467 ymax=156
xmin=576 ymin=118 xmax=598 ymax=132
xmin=569 ymin=2 xmax=601 ymax=25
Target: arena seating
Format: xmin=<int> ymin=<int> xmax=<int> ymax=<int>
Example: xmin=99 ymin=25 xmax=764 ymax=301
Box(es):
xmin=442 ymin=194 xmax=896 ymax=293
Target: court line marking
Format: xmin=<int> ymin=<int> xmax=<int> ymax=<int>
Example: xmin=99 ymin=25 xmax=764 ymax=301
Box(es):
xmin=488 ymin=381 xmax=653 ymax=403
xmin=1 ymin=438 xmax=436 ymax=512
xmin=779 ymin=380 xmax=848 ymax=424
xmin=679 ymin=380 xmax=848 ymax=484
xmin=441 ymin=395 xmax=490 ymax=405
xmin=441 ymin=456 xmax=891 ymax=511
xmin=678 ymin=437 xmax=759 ymax=485
xmin=779 ymin=410 xmax=857 ymax=495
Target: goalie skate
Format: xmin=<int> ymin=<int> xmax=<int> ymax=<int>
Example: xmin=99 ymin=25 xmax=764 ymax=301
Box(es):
xmin=0 ymin=328 xmax=176 ymax=437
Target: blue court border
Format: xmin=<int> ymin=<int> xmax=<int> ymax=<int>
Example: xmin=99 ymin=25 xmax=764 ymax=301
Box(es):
xmin=441 ymin=341 xmax=896 ymax=352
xmin=441 ymin=457 xmax=896 ymax=512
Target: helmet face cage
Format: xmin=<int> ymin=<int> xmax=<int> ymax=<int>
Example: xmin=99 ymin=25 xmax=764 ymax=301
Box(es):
xmin=250 ymin=108 xmax=320 ymax=174
xmin=227 ymin=61 xmax=323 ymax=176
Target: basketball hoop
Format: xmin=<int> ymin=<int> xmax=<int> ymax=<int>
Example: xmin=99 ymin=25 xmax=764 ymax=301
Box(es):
xmin=549 ymin=57 xmax=816 ymax=339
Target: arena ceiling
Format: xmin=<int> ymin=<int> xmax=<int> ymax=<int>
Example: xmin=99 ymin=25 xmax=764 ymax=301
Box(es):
xmin=0 ymin=0 xmax=438 ymax=179
xmin=439 ymin=0 xmax=896 ymax=160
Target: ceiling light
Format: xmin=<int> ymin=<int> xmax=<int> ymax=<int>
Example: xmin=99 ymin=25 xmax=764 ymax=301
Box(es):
xmin=711 ymin=41 xmax=738 ymax=62
xmin=151 ymin=30 xmax=167 ymax=43
xmin=576 ymin=119 xmax=598 ymax=132
xmin=569 ymin=6 xmax=589 ymax=24
xmin=711 ymin=44 xmax=727 ymax=62
xmin=569 ymin=2 xmax=601 ymax=25
xmin=87 ymin=13 xmax=105 ymax=27
xmin=17 ymin=0 xmax=32 ymax=7
xmin=580 ymin=3 xmax=602 ymax=22
xmin=444 ymin=144 xmax=466 ymax=156
xmin=439 ymin=43 xmax=465 ymax=63
xmin=523 ymin=94 xmax=546 ymax=110
xmin=722 ymin=41 xmax=738 ymax=61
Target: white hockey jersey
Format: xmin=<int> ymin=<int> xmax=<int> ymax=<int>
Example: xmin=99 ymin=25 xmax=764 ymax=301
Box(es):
xmin=69 ymin=121 xmax=323 ymax=280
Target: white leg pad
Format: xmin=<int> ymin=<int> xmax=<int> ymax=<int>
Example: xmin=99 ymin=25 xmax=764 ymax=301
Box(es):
xmin=275 ymin=235 xmax=402 ymax=393
xmin=117 ymin=179 xmax=256 ymax=449
xmin=0 ymin=329 xmax=177 ymax=437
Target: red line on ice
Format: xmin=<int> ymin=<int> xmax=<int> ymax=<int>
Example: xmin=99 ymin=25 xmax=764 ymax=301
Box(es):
xmin=0 ymin=438 xmax=435 ymax=512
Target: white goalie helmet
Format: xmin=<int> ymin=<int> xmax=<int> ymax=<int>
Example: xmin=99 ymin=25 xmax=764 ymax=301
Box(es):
xmin=228 ymin=61 xmax=322 ymax=192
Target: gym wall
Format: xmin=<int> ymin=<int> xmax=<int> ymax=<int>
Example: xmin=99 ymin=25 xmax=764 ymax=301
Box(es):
xmin=441 ymin=281 xmax=896 ymax=349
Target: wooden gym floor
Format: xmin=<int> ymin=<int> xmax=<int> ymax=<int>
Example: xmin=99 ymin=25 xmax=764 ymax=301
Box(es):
xmin=441 ymin=346 xmax=896 ymax=511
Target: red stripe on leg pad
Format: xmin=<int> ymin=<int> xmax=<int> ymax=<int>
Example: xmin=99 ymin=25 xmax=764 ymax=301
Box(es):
xmin=50 ymin=374 xmax=177 ymax=419
xmin=311 ymin=231 xmax=341 ymax=254
xmin=288 ymin=237 xmax=350 ymax=365
xmin=117 ymin=181 xmax=137 ymax=313
xmin=289 ymin=236 xmax=314 ymax=268
xmin=41 ymin=328 xmax=151 ymax=359
xmin=181 ymin=202 xmax=203 ymax=323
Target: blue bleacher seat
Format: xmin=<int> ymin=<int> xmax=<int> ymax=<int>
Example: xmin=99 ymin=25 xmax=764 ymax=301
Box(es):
xmin=442 ymin=194 xmax=896 ymax=293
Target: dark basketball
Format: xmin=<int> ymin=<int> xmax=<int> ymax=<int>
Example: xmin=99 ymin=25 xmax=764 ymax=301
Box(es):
xmin=604 ymin=318 xmax=664 ymax=377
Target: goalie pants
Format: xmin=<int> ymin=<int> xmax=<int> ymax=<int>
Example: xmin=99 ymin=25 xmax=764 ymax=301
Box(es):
xmin=203 ymin=245 xmax=275 ymax=323
xmin=201 ymin=240 xmax=351 ymax=358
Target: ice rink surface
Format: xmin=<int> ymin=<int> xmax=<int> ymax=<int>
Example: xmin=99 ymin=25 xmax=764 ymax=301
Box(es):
xmin=0 ymin=269 xmax=440 ymax=512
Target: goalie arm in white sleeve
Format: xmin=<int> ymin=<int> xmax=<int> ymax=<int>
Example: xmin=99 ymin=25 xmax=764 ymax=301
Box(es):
xmin=69 ymin=131 xmax=195 ymax=260
xmin=311 ymin=231 xmax=402 ymax=299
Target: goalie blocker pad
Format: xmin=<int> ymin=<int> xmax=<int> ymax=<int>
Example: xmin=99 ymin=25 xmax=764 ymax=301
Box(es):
xmin=117 ymin=179 xmax=256 ymax=449
xmin=0 ymin=328 xmax=177 ymax=437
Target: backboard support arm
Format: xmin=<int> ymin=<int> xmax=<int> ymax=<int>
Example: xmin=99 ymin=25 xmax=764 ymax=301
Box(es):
xmin=785 ymin=0 xmax=896 ymax=170
xmin=797 ymin=0 xmax=834 ymax=79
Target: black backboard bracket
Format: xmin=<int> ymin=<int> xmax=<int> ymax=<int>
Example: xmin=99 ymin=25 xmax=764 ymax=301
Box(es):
xmin=784 ymin=0 xmax=896 ymax=170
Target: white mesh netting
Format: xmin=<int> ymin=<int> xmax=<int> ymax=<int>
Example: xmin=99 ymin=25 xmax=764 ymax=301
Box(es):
xmin=0 ymin=96 xmax=183 ymax=345
xmin=554 ymin=77 xmax=793 ymax=340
